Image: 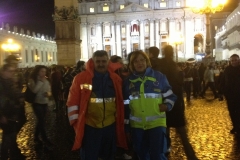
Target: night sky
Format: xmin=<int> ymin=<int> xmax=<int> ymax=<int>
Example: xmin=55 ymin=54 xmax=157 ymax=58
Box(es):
xmin=0 ymin=0 xmax=55 ymax=37
xmin=0 ymin=0 xmax=238 ymax=38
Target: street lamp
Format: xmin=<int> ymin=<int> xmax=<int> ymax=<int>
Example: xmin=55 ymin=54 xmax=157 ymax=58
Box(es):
xmin=172 ymin=32 xmax=183 ymax=62
xmin=187 ymin=0 xmax=227 ymax=55
xmin=1 ymin=39 xmax=20 ymax=53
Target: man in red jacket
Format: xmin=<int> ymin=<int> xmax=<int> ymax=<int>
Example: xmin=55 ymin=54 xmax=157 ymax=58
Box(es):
xmin=67 ymin=50 xmax=127 ymax=160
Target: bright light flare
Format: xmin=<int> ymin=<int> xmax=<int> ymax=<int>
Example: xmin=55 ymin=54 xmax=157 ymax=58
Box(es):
xmin=1 ymin=39 xmax=20 ymax=52
xmin=187 ymin=0 xmax=227 ymax=14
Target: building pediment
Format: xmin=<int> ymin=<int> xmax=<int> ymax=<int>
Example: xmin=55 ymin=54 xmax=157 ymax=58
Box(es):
xmin=115 ymin=3 xmax=153 ymax=13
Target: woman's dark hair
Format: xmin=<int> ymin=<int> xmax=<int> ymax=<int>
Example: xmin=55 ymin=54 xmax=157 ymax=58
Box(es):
xmin=29 ymin=65 xmax=48 ymax=83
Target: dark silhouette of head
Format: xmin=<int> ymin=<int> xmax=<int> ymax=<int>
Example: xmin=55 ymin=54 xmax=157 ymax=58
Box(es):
xmin=149 ymin=46 xmax=160 ymax=58
xmin=162 ymin=45 xmax=174 ymax=59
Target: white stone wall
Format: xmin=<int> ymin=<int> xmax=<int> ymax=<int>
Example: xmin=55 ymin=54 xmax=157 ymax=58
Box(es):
xmin=78 ymin=0 xmax=206 ymax=61
xmin=0 ymin=24 xmax=57 ymax=68
xmin=215 ymin=3 xmax=240 ymax=60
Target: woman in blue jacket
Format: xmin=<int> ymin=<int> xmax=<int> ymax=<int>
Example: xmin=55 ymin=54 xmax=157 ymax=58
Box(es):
xmin=123 ymin=50 xmax=177 ymax=160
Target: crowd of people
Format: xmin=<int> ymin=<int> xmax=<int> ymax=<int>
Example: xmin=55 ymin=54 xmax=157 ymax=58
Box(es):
xmin=0 ymin=46 xmax=239 ymax=160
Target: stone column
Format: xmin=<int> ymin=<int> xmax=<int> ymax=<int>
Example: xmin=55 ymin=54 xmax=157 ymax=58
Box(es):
xmin=140 ymin=20 xmax=145 ymax=50
xmin=155 ymin=20 xmax=160 ymax=48
xmin=81 ymin=22 xmax=88 ymax=61
xmin=54 ymin=0 xmax=81 ymax=65
xmin=111 ymin=22 xmax=116 ymax=55
xmin=126 ymin=21 xmax=131 ymax=54
xmin=96 ymin=23 xmax=103 ymax=51
xmin=150 ymin=19 xmax=154 ymax=46
xmin=115 ymin=21 xmax=122 ymax=57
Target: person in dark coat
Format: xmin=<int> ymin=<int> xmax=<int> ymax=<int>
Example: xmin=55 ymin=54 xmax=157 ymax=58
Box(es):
xmin=50 ymin=66 xmax=62 ymax=112
xmin=149 ymin=45 xmax=198 ymax=160
xmin=220 ymin=54 xmax=240 ymax=135
xmin=0 ymin=64 xmax=26 ymax=160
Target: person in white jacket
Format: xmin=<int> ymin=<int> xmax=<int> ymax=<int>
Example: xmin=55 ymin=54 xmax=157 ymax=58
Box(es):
xmin=200 ymin=64 xmax=218 ymax=99
xmin=28 ymin=65 xmax=53 ymax=148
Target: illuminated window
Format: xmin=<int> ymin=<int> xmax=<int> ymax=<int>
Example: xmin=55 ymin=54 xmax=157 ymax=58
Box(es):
xmin=144 ymin=3 xmax=148 ymax=8
xmin=160 ymin=2 xmax=166 ymax=7
xmin=90 ymin=8 xmax=94 ymax=13
xmin=122 ymin=25 xmax=126 ymax=34
xmin=103 ymin=4 xmax=109 ymax=12
xmin=145 ymin=24 xmax=149 ymax=33
xmin=120 ymin=5 xmax=124 ymax=9
xmin=176 ymin=1 xmax=180 ymax=7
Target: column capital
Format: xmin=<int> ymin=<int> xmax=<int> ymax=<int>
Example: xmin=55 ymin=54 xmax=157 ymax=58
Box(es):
xmin=114 ymin=21 xmax=121 ymax=25
xmin=53 ymin=6 xmax=80 ymax=22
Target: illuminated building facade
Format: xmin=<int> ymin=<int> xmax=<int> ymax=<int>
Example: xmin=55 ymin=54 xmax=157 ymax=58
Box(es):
xmin=78 ymin=0 xmax=206 ymax=61
xmin=215 ymin=3 xmax=240 ymax=60
xmin=0 ymin=23 xmax=57 ymax=67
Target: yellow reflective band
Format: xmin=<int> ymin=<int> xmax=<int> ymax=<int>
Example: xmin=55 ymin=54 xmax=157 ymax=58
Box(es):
xmin=129 ymin=93 xmax=162 ymax=100
xmin=80 ymin=84 xmax=92 ymax=90
xmin=130 ymin=114 xmax=142 ymax=122
xmin=146 ymin=114 xmax=166 ymax=121
xmin=90 ymin=97 xmax=116 ymax=103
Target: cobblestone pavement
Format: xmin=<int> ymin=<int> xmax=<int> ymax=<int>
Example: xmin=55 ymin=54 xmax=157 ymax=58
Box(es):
xmin=1 ymin=92 xmax=240 ymax=160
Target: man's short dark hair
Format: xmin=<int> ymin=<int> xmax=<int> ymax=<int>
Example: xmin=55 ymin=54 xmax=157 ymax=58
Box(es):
xmin=230 ymin=54 xmax=239 ymax=58
xmin=76 ymin=60 xmax=85 ymax=69
xmin=92 ymin=50 xmax=109 ymax=59
xmin=149 ymin=47 xmax=159 ymax=58
xmin=110 ymin=55 xmax=122 ymax=63
xmin=163 ymin=45 xmax=174 ymax=59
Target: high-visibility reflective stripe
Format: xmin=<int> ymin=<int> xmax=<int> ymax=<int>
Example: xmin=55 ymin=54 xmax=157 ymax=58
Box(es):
xmin=90 ymin=97 xmax=115 ymax=103
xmin=69 ymin=114 xmax=78 ymax=121
xmin=130 ymin=114 xmax=166 ymax=122
xmin=68 ymin=105 xmax=78 ymax=113
xmin=130 ymin=115 xmax=142 ymax=122
xmin=80 ymin=84 xmax=92 ymax=90
xmin=162 ymin=90 xmax=173 ymax=98
xmin=124 ymin=100 xmax=130 ymax=104
xmin=146 ymin=114 xmax=166 ymax=121
xmin=124 ymin=119 xmax=129 ymax=124
xmin=129 ymin=93 xmax=161 ymax=100
xmin=164 ymin=99 xmax=175 ymax=106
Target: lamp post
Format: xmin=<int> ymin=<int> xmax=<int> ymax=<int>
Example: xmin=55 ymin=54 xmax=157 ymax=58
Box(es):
xmin=172 ymin=32 xmax=183 ymax=62
xmin=1 ymin=39 xmax=20 ymax=54
xmin=188 ymin=0 xmax=227 ymax=55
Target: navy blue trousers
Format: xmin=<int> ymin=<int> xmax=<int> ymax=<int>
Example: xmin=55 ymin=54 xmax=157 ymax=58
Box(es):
xmin=131 ymin=127 xmax=167 ymax=160
xmin=80 ymin=123 xmax=116 ymax=160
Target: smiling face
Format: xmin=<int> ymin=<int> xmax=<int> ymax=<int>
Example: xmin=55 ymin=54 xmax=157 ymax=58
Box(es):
xmin=230 ymin=56 xmax=239 ymax=67
xmin=133 ymin=54 xmax=147 ymax=73
xmin=93 ymin=55 xmax=109 ymax=73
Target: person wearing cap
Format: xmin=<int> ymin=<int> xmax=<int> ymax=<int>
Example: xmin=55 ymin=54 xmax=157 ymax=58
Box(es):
xmin=0 ymin=64 xmax=26 ymax=160
xmin=67 ymin=50 xmax=127 ymax=159
xmin=4 ymin=55 xmax=26 ymax=139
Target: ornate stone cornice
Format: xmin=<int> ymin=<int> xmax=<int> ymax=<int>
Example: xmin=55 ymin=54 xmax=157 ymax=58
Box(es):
xmin=53 ymin=6 xmax=80 ymax=22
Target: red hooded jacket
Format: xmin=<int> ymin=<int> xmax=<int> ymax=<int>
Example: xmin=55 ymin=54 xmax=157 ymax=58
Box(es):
xmin=67 ymin=58 xmax=128 ymax=150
